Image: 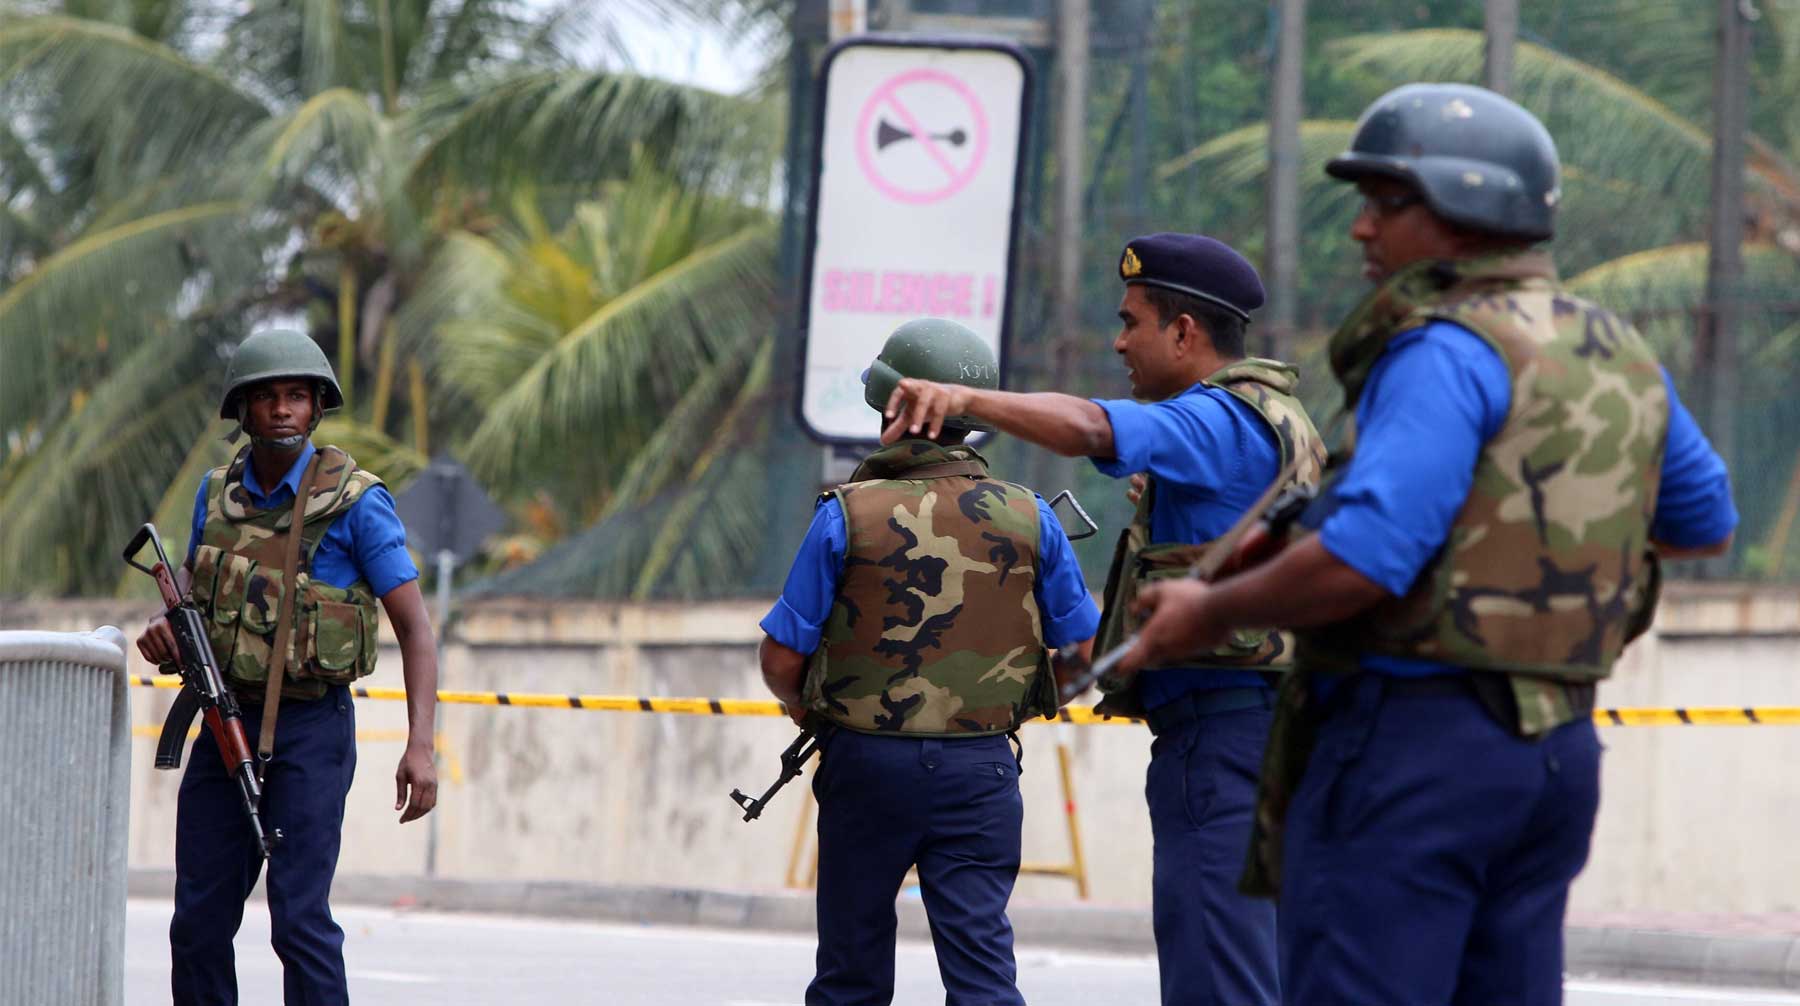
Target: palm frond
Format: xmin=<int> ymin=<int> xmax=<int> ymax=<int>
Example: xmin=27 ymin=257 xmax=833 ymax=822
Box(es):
xmin=0 ymin=201 xmax=249 ymax=431
xmin=300 ymin=0 xmax=346 ymax=96
xmin=226 ymin=87 xmax=387 ymax=208
xmin=0 ymin=15 xmax=268 ymax=184
xmin=1565 ymin=242 xmax=1800 ymax=366
xmin=390 ymin=228 xmax=510 ymax=359
xmin=628 ymin=333 xmax=776 ymax=598
xmin=604 ymin=334 xmax=773 ymax=512
xmin=1565 ymin=243 xmax=1799 ymax=313
xmin=313 ymin=415 xmax=427 ymax=490
xmin=1158 ymin=119 xmax=1356 ymax=185
xmin=1325 ymin=29 xmax=1793 ymax=207
xmin=454 ymin=223 xmax=777 ymax=489
xmin=400 ymin=69 xmax=770 ymax=199
xmin=0 ymin=322 xmax=219 ymax=595
xmin=112 ymin=422 xmax=241 ymax=600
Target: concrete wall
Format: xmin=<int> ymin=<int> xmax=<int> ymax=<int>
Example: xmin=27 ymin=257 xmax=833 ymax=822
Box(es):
xmin=5 ymin=582 xmax=1795 ymax=913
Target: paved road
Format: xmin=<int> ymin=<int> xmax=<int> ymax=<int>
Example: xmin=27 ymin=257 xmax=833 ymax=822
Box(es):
xmin=126 ymin=899 xmax=1799 ymax=1005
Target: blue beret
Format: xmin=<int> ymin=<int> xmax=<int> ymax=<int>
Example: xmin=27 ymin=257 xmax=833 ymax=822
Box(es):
xmin=1118 ymin=233 xmax=1266 ymax=322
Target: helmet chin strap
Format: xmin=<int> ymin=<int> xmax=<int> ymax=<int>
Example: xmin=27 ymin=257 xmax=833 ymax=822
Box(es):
xmin=252 ymin=431 xmax=308 ymax=450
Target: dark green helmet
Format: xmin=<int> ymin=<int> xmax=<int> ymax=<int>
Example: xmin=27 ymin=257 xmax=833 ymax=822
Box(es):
xmin=861 ymin=318 xmax=999 ymax=432
xmin=219 ymin=329 xmax=344 ymax=420
xmin=1326 ymin=83 xmax=1560 ymax=242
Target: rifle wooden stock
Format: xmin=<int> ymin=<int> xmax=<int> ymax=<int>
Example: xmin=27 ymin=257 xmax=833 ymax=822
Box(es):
xmin=125 ymin=523 xmax=281 ymax=857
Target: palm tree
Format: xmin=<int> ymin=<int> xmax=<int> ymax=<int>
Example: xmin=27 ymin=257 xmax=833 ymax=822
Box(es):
xmin=400 ymin=164 xmax=782 ymax=597
xmin=0 ymin=1 xmax=776 ymax=595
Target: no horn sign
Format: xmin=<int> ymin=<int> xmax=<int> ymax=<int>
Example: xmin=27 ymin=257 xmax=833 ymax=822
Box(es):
xmin=799 ymin=38 xmax=1033 ymax=444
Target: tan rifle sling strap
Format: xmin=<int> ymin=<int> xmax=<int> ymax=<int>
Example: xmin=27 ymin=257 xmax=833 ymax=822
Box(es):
xmin=257 ymin=451 xmax=324 ymax=772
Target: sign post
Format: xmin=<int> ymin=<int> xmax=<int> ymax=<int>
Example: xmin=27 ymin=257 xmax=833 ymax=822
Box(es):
xmin=393 ymin=458 xmax=507 ymax=877
xmin=798 ymin=37 xmax=1034 ymax=446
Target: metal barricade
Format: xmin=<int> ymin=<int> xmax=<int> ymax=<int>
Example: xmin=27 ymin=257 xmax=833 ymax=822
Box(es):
xmin=0 ymin=626 xmax=131 ymax=1006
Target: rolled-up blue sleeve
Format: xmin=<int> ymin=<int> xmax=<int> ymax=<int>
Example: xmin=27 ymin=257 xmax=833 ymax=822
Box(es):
xmin=345 ymin=486 xmax=419 ymax=597
xmin=1088 ymin=390 xmax=1247 ymax=489
xmin=1652 ymin=368 xmax=1738 ymax=548
xmin=184 ymin=476 xmax=210 ymax=567
xmin=1318 ymin=322 xmax=1511 ymax=596
xmin=1033 ymin=497 xmax=1100 ymax=648
xmin=759 ymin=499 xmax=846 ymax=654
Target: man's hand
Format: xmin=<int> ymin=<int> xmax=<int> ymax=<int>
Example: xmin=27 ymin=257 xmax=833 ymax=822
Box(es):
xmin=781 ymin=700 xmax=808 ymax=728
xmin=1116 ymin=580 xmax=1228 ymax=676
xmin=882 ymin=378 xmax=974 ymax=444
xmin=137 ymin=615 xmax=179 ymax=666
xmin=136 ymin=565 xmax=191 ymax=666
xmin=1126 ymin=473 xmax=1147 ymax=506
xmin=395 ymin=741 xmax=438 ymax=823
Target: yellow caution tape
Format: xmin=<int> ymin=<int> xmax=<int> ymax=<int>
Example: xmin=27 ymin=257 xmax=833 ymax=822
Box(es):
xmin=128 ymin=721 xmax=466 ymax=783
xmin=127 ymin=675 xmax=1798 ymax=726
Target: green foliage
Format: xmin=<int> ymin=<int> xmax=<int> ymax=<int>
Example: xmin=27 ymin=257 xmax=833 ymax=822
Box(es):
xmin=0 ymin=1 xmax=781 ymax=597
xmin=1058 ymin=5 xmax=1800 ymax=586
xmin=408 ymin=163 xmax=781 ymax=597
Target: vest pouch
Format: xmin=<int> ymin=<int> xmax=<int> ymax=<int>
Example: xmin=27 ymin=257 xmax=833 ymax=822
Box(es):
xmin=309 ymin=597 xmax=367 ymax=684
xmin=187 ymin=545 xmax=241 ymax=672
xmin=201 ymin=548 xmax=252 ymax=631
xmin=236 ymin=567 xmax=285 ymax=637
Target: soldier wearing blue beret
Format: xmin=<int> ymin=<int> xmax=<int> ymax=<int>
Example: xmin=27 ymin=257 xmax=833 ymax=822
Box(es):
xmin=882 ymin=232 xmax=1325 ymax=1006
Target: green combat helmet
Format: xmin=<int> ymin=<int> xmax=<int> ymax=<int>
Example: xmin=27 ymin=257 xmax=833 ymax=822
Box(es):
xmin=220 ymin=329 xmax=344 ymax=446
xmin=860 ymin=318 xmax=999 ymax=432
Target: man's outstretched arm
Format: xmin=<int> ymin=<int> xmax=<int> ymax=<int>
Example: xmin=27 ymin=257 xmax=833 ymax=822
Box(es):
xmin=882 ymin=380 xmax=1115 ymax=458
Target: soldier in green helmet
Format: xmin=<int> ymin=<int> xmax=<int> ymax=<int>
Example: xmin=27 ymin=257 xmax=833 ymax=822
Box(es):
xmin=1119 ymin=84 xmax=1739 ymax=1003
xmin=136 ymin=328 xmax=439 ymax=1005
xmin=758 ymin=317 xmax=1099 ymax=1006
xmin=886 ymin=232 xmax=1324 ymax=1006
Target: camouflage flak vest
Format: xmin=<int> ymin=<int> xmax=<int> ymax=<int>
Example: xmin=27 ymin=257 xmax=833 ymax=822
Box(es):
xmin=1093 ymin=359 xmax=1327 ymax=717
xmin=801 ymin=441 xmax=1058 ymax=737
xmin=186 ymin=445 xmax=385 ymax=701
xmin=1302 ymin=251 xmax=1670 ymax=734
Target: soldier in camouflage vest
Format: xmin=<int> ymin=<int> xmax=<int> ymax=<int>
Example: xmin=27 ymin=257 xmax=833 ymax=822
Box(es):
xmin=759 ymin=318 xmax=1099 ymax=1006
xmin=137 ymin=329 xmax=440 ymax=1006
xmin=1119 ymin=84 xmax=1737 ymax=1005
xmin=884 ymin=233 xmax=1323 ymax=1006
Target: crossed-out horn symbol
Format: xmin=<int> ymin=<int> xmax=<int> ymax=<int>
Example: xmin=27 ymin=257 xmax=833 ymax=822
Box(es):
xmin=875 ymin=118 xmax=968 ymax=150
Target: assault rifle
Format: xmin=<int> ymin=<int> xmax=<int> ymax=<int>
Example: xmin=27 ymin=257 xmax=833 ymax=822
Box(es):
xmin=1058 ymin=460 xmax=1310 ymax=703
xmin=729 ymin=725 xmax=822 ymax=822
xmin=124 ymin=523 xmax=282 ymax=858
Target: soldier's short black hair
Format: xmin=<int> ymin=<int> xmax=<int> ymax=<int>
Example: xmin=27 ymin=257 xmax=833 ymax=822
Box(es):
xmin=1142 ymin=285 xmax=1248 ymax=359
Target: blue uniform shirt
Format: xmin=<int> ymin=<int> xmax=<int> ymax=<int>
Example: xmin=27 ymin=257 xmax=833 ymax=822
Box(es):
xmin=185 ymin=442 xmax=420 ymax=597
xmin=761 ymin=495 xmax=1100 ymax=654
xmin=1318 ymin=320 xmax=1739 ymax=677
xmin=1090 ymin=382 xmax=1283 ymax=705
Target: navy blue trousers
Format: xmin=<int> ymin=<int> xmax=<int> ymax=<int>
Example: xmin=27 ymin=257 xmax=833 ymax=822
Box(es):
xmin=1279 ymin=675 xmax=1602 ymax=1005
xmin=170 ymin=686 xmax=357 ymax=1006
xmin=808 ymin=730 xmax=1025 ymax=1006
xmin=1146 ymin=702 xmax=1281 ymax=1006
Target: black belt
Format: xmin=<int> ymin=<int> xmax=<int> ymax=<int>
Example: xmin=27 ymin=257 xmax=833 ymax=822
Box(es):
xmin=1143 ymin=686 xmax=1271 ymax=736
